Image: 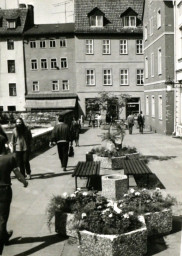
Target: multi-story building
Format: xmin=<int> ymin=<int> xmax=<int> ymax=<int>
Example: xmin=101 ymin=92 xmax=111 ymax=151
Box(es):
xmin=23 ymin=23 xmax=77 ymax=112
xmin=143 ymin=0 xmax=174 ymax=134
xmin=0 ymin=5 xmax=34 ymax=111
xmin=74 ymin=0 xmax=144 ymax=119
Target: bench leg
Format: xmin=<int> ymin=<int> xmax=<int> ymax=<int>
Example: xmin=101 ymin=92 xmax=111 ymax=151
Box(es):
xmin=147 ymin=174 xmax=149 ymax=189
xmin=127 ymin=175 xmax=129 ymax=189
xmin=75 ymin=177 xmax=78 ymax=191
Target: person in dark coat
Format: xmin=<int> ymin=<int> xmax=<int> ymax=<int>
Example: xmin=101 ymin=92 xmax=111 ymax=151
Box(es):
xmin=0 ymin=125 xmax=8 ymax=154
xmin=0 ymin=137 xmax=28 ymax=255
xmin=49 ymin=115 xmax=71 ymax=171
xmin=137 ymin=111 xmax=145 ymax=134
xmin=11 ymin=118 xmax=32 ymax=179
xmin=71 ymin=118 xmax=81 ymax=147
xmin=127 ymin=112 xmax=134 ymax=135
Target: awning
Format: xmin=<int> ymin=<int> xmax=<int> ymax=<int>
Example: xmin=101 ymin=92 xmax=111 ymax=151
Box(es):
xmin=26 ymin=99 xmax=76 ymax=109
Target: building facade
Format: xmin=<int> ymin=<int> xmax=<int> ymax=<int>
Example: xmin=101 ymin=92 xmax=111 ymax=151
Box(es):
xmin=143 ymin=0 xmax=174 ymax=135
xmin=74 ymin=0 xmax=144 ymax=119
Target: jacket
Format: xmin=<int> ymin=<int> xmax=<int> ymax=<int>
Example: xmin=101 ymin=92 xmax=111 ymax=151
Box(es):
xmin=51 ymin=122 xmax=70 ymax=143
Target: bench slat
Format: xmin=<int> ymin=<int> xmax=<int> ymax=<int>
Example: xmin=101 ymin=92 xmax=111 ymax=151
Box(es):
xmin=123 ymin=159 xmax=152 ymax=175
xmin=72 ymin=161 xmax=100 ymax=177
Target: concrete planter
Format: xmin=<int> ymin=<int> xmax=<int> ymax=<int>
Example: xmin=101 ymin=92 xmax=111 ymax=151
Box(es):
xmin=55 ymin=211 xmax=78 ymax=238
xmin=102 ymin=174 xmax=128 ymax=200
xmin=111 ymin=153 xmax=139 ymax=170
xmin=144 ymin=208 xmax=172 ymax=236
xmin=79 ymin=216 xmax=147 ymax=256
xmin=93 ymin=154 xmax=112 ymax=169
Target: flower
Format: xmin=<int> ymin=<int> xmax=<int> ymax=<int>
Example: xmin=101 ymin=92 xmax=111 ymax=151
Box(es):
xmin=113 ymin=203 xmax=122 ymax=214
xmin=107 ymin=201 xmax=114 ymax=207
xmin=82 ymin=192 xmax=88 ymax=196
xmin=62 ymin=192 xmax=68 ymax=198
xmin=135 ymin=192 xmax=140 ymax=196
xmin=102 ymin=208 xmax=110 ymax=214
xmin=123 ymin=194 xmax=128 ymax=197
xmin=130 ymin=188 xmax=135 ymax=193
xmin=109 ymin=213 xmax=113 ymax=218
xmin=129 ymin=211 xmax=134 ymax=216
xmin=156 ymin=187 xmax=161 ymax=191
xmin=81 ymin=213 xmax=87 ymax=219
xmin=77 ymin=188 xmax=81 ymax=191
xmin=123 ymin=213 xmax=129 ymax=219
xmin=70 ymin=194 xmax=76 ymax=198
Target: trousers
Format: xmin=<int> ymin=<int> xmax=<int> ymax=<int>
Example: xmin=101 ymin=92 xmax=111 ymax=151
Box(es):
xmin=15 ymin=151 xmax=31 ymax=177
xmin=57 ymin=142 xmax=69 ymax=168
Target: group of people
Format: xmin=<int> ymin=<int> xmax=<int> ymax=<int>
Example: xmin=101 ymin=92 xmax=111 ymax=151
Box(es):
xmin=127 ymin=111 xmax=145 ymax=135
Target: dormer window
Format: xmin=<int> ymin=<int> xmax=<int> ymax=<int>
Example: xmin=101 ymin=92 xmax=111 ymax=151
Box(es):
xmin=123 ymin=16 xmax=136 ymax=27
xmin=90 ymin=15 xmax=103 ymax=27
xmin=7 ymin=20 xmax=16 ymax=29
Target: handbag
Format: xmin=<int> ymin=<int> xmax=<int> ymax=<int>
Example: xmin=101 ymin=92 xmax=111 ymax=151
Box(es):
xmin=68 ymin=145 xmax=74 ymax=157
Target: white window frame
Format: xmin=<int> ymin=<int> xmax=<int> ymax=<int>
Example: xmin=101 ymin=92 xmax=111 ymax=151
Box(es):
xmin=90 ymin=15 xmax=103 ymax=27
xmin=146 ymin=95 xmax=149 ymax=115
xmin=151 ymin=53 xmax=154 ymax=77
xmin=60 ymin=39 xmax=67 ymax=47
xmin=31 ymin=59 xmax=38 ymax=70
xmin=137 ymin=69 xmax=144 ymax=85
xmin=120 ymin=40 xmax=128 ymax=54
xmin=123 ymin=16 xmax=136 ymax=27
xmin=40 ymin=58 xmax=48 ymax=69
xmin=7 ymin=21 xmax=16 ymax=29
xmin=52 ymin=80 xmax=59 ymax=91
xmin=144 ymin=25 xmax=148 ymax=41
xmin=145 ymin=57 xmax=149 ymax=79
xmin=150 ymin=17 xmax=153 ymax=36
xmin=103 ymin=69 xmax=112 ymax=86
xmin=50 ymin=58 xmax=57 ymax=69
xmin=157 ymin=9 xmax=161 ymax=29
xmin=86 ymin=69 xmax=95 ymax=86
xmin=151 ymin=95 xmax=155 ymax=117
xmin=120 ymin=69 xmax=129 ymax=85
xmin=86 ymin=39 xmax=94 ymax=54
xmin=102 ymin=40 xmax=110 ymax=55
xmin=158 ymin=95 xmax=162 ymax=120
xmin=136 ymin=39 xmax=143 ymax=54
xmin=40 ymin=40 xmax=46 ymax=48
xmin=158 ymin=48 xmax=162 ymax=75
xmin=30 ymin=40 xmax=36 ymax=48
xmin=49 ymin=39 xmax=56 ymax=48
xmin=62 ymin=80 xmax=69 ymax=91
xmin=32 ymin=81 xmax=39 ymax=92
xmin=60 ymin=58 xmax=68 ymax=69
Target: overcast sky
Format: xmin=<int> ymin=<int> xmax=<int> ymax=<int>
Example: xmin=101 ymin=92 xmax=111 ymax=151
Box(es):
xmin=0 ymin=0 xmax=74 ymax=24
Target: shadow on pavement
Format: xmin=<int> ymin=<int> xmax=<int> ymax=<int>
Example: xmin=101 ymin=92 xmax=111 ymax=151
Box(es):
xmin=145 ymin=235 xmax=168 ymax=256
xmin=8 ymin=234 xmax=67 ymax=256
xmin=171 ymin=216 xmax=182 ymax=234
xmin=29 ymin=171 xmax=74 ymax=180
xmin=79 ymin=144 xmax=101 ymax=147
xmin=135 ymin=174 xmax=165 ymax=189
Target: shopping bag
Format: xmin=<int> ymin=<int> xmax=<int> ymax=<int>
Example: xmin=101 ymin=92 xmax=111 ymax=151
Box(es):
xmin=68 ymin=145 xmax=74 ymax=157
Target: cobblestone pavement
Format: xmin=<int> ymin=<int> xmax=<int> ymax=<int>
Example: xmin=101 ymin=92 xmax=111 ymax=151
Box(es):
xmin=3 ymin=126 xmax=182 ymax=256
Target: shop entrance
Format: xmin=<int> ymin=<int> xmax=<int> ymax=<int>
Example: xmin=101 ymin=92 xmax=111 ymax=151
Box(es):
xmin=126 ymin=98 xmax=140 ymax=118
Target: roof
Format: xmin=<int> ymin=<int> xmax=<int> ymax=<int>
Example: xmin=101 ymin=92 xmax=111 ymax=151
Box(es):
xmin=24 ymin=23 xmax=75 ymax=36
xmin=25 ymin=93 xmax=78 ymax=99
xmin=75 ymin=0 xmax=144 ymax=34
xmin=0 ymin=8 xmax=28 ymax=35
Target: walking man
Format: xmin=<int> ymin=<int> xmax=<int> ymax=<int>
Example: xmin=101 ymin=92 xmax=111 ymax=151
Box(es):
xmin=0 ymin=137 xmax=28 ymax=255
xmin=137 ymin=111 xmax=145 ymax=134
xmin=49 ymin=115 xmax=71 ymax=172
xmin=127 ymin=112 xmax=134 ymax=135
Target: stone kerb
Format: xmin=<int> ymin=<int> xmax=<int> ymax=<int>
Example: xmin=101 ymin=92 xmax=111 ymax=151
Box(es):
xmin=102 ymin=174 xmax=128 ymax=200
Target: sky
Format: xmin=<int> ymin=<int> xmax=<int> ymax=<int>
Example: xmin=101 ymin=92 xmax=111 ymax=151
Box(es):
xmin=0 ymin=0 xmax=74 ymax=24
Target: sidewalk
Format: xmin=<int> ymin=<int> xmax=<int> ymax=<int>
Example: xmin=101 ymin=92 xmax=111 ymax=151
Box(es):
xmin=3 ymin=126 xmax=182 ymax=256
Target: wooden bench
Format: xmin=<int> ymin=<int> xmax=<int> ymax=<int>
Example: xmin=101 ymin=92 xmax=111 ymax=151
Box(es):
xmin=123 ymin=159 xmax=153 ymax=188
xmin=72 ymin=161 xmax=101 ymax=190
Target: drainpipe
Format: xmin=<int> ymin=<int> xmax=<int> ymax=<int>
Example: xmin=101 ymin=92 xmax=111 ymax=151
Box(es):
xmin=173 ymin=0 xmax=176 ymax=135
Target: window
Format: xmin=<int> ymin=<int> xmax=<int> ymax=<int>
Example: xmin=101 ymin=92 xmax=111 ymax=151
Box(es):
xmin=9 ymin=83 xmax=16 ymax=96
xmin=51 ymin=58 xmax=57 ymax=69
xmin=90 ymin=15 xmax=103 ymax=27
xmin=102 ymin=40 xmax=110 ymax=54
xmin=32 ymin=81 xmax=39 ymax=92
xmin=123 ymin=16 xmax=136 ymax=27
xmin=8 ymin=106 xmax=16 ymax=111
xmin=150 ymin=17 xmax=153 ymax=35
xmin=8 ymin=60 xmax=15 ymax=73
xmin=40 ymin=40 xmax=46 ymax=48
xmin=60 ymin=39 xmax=66 ymax=47
xmin=144 ymin=25 xmax=148 ymax=41
xmin=31 ymin=59 xmax=38 ymax=70
xmin=120 ymin=40 xmax=128 ymax=54
xmin=158 ymin=95 xmax=162 ymax=120
xmin=151 ymin=95 xmax=155 ymax=117
xmin=158 ymin=48 xmax=162 ymax=75
xmin=151 ymin=53 xmax=154 ymax=77
xmin=120 ymin=69 xmax=128 ymax=85
xmin=50 ymin=39 xmax=56 ymax=48
xmin=41 ymin=59 xmax=47 ymax=69
xmin=62 ymin=80 xmax=69 ymax=91
xmin=52 ymin=80 xmax=59 ymax=91
xmin=137 ymin=69 xmax=144 ymax=85
xmin=7 ymin=39 xmax=14 ymax=50
xmin=146 ymin=95 xmax=149 ymax=115
xmin=60 ymin=58 xmax=68 ymax=68
xmin=86 ymin=39 xmax=94 ymax=54
xmin=86 ymin=69 xmax=95 ymax=85
xmin=157 ymin=9 xmax=161 ymax=29
xmin=30 ymin=40 xmax=36 ymax=48
xmin=145 ymin=57 xmax=148 ymax=78
xmin=136 ymin=40 xmax=143 ymax=54
xmin=7 ymin=21 xmax=16 ymax=29
xmin=103 ymin=69 xmax=112 ymax=86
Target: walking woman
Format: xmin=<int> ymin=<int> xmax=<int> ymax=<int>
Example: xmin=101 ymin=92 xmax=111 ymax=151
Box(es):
xmin=11 ymin=118 xmax=32 ymax=179
xmin=0 ymin=125 xmax=8 ymax=154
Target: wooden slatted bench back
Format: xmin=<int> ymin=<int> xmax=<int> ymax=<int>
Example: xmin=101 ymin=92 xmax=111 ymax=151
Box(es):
xmin=72 ymin=161 xmax=100 ymax=177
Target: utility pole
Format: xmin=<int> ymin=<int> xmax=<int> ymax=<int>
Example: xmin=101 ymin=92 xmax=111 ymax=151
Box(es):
xmin=52 ymin=0 xmax=73 ymax=23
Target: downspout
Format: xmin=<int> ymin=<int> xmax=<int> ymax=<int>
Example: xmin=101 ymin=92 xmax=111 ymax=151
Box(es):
xmin=173 ymin=0 xmax=176 ymax=134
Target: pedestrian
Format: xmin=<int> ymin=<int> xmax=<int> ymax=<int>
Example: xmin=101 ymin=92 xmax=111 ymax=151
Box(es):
xmin=137 ymin=111 xmax=145 ymax=134
xmin=72 ymin=119 xmax=81 ymax=147
xmin=49 ymin=114 xmax=71 ymax=172
xmin=127 ymin=112 xmax=134 ymax=134
xmin=10 ymin=118 xmax=32 ymax=179
xmin=0 ymin=125 xmax=8 ymax=154
xmin=0 ymin=137 xmax=28 ymax=255
xmin=91 ymin=113 xmax=95 ymax=128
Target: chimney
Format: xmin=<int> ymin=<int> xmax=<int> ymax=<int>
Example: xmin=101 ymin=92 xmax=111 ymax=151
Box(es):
xmin=27 ymin=4 xmax=34 ymax=27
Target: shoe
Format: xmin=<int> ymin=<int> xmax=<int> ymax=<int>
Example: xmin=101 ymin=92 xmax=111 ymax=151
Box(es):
xmin=4 ymin=230 xmax=13 ymax=245
xmin=27 ymin=175 xmax=31 ymax=180
xmin=63 ymin=168 xmax=67 ymax=172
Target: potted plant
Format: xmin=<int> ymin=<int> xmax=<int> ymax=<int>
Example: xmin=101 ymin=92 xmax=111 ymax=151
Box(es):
xmin=118 ymin=188 xmax=177 ymax=236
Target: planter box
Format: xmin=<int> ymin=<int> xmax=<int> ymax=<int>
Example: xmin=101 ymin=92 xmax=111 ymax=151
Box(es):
xmin=79 ymin=216 xmax=147 ymax=256
xmin=55 ymin=211 xmax=78 ymax=238
xmin=93 ymin=154 xmax=112 ymax=169
xmin=144 ymin=208 xmax=172 ymax=236
xmin=111 ymin=153 xmax=139 ymax=170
